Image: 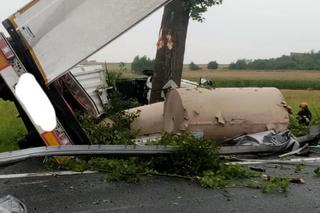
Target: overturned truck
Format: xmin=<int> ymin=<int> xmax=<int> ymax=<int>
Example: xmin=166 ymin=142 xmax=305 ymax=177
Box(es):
xmin=0 ymin=0 xmax=298 ymax=160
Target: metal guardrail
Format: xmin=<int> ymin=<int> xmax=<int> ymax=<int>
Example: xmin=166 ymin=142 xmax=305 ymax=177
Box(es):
xmin=0 ymin=144 xmax=290 ymax=166
xmin=0 ymin=145 xmax=176 ymax=166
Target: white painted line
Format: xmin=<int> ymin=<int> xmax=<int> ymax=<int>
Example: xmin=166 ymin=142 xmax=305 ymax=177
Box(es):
xmin=226 ymin=157 xmax=320 ymax=166
xmin=0 ymin=171 xmax=97 ymax=180
xmin=16 ymin=180 xmax=48 ymax=186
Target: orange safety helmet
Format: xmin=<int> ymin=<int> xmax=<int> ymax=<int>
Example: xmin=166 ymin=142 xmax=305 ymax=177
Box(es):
xmin=299 ymin=102 xmax=308 ymax=109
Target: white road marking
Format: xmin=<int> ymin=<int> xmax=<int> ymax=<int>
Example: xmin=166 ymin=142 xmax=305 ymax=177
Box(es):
xmin=0 ymin=171 xmax=97 ymax=180
xmin=16 ymin=180 xmax=48 ymax=186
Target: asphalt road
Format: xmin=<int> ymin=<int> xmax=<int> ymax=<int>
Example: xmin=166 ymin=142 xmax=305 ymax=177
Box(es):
xmin=1 ymin=160 xmax=320 ymax=213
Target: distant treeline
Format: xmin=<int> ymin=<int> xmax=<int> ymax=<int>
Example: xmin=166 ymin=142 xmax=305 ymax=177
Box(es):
xmin=230 ymin=51 xmax=320 ymax=70
xmin=131 ymin=55 xmax=219 ymax=73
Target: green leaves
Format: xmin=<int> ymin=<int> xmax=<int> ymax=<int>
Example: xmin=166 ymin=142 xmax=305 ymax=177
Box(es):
xmin=131 ymin=55 xmax=155 ymax=73
xmin=47 ymin=157 xmax=149 ymax=183
xmin=314 ymin=167 xmax=320 ymax=176
xmin=261 ymin=177 xmax=290 ymax=193
xmin=207 ymin=61 xmax=219 ymax=70
xmin=198 ymin=165 xmax=258 ymax=189
xmin=153 ymin=133 xmax=220 ymax=176
xmin=89 ymin=158 xmax=149 ymax=183
xmin=183 ymin=0 xmax=223 ymax=22
xmin=230 ymin=51 xmax=320 ymax=70
xmin=77 ymin=110 xmax=139 ymax=145
xmin=189 ymin=62 xmax=202 ymax=70
xmin=198 ymin=171 xmax=229 ymax=188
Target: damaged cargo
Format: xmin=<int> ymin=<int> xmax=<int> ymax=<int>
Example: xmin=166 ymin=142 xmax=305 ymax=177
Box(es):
xmin=127 ymin=87 xmax=290 ymax=142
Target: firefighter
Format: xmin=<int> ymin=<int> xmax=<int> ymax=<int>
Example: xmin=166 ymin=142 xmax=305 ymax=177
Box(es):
xmin=296 ymin=102 xmax=312 ymax=125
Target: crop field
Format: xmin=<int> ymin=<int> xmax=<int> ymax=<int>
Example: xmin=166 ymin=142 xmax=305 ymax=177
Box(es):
xmin=183 ymin=69 xmax=320 ymax=90
xmin=183 ymin=69 xmax=320 ymax=81
xmin=111 ymin=63 xmax=320 ymax=89
xmin=282 ymin=90 xmax=320 ymax=111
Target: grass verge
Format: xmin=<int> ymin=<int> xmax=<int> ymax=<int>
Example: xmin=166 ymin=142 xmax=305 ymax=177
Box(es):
xmin=212 ymin=80 xmax=320 ymax=90
xmin=0 ymin=99 xmax=26 ymax=152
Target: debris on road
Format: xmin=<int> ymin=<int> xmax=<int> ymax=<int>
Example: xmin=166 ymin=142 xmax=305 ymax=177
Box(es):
xmin=0 ymin=195 xmax=27 ymax=213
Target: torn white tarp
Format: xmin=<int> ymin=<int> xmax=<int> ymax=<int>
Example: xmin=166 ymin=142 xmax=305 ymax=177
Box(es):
xmin=233 ymin=130 xmax=300 ymax=153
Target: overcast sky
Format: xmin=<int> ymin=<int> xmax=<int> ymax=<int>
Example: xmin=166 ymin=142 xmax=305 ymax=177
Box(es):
xmin=1 ymin=0 xmax=319 ymax=64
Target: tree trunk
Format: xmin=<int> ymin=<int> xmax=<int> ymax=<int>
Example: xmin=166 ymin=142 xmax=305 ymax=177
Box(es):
xmin=150 ymin=0 xmax=190 ymax=103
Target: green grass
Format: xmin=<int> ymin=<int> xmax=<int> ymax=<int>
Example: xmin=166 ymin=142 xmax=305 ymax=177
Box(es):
xmin=182 ymin=69 xmax=320 ymax=89
xmin=281 ymin=90 xmax=320 ymax=136
xmin=185 ymin=79 xmax=320 ymax=90
xmin=0 ymin=99 xmax=26 ymax=152
xmin=215 ymin=80 xmax=320 ymax=90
